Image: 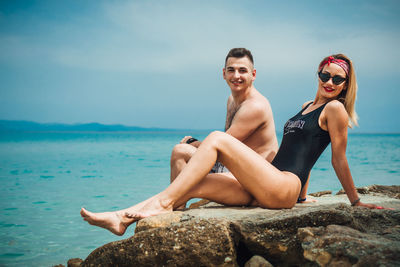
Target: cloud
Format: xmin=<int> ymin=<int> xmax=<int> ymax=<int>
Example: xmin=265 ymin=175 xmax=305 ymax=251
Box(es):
xmin=54 ymin=1 xmax=400 ymax=77
xmin=0 ymin=0 xmax=399 ymax=131
xmin=2 ymin=0 xmax=398 ymax=78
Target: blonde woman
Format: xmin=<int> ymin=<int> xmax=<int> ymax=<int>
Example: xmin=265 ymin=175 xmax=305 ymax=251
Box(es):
xmin=81 ymin=54 xmax=380 ymax=236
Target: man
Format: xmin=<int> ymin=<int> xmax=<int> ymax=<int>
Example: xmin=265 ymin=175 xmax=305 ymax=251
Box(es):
xmin=170 ymin=48 xmax=278 ymax=206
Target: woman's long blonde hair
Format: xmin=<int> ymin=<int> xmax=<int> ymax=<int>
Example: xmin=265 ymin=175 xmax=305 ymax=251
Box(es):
xmin=318 ymin=54 xmax=358 ymax=128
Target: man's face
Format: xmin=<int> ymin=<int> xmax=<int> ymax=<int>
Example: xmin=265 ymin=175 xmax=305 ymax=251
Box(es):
xmin=223 ymin=56 xmax=256 ymax=92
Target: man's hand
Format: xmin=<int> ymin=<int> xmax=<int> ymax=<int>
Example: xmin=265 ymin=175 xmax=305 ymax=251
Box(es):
xmin=180 ymin=136 xmax=193 ymax=144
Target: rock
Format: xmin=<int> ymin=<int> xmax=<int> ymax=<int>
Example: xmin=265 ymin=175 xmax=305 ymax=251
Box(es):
xmin=299 ymin=224 xmax=400 ymax=266
xmin=189 ymin=199 xmax=211 ymax=209
xmin=309 ymin=190 xmax=332 ymax=197
xmin=135 ymin=212 xmax=183 ymax=232
xmin=336 ymin=184 xmax=400 ymax=199
xmin=82 ymin=218 xmax=238 ymax=266
xmin=67 ymin=258 xmax=83 ymax=267
xmin=245 ymin=255 xmax=274 ymax=267
xmin=80 ymin=185 xmax=400 ymax=266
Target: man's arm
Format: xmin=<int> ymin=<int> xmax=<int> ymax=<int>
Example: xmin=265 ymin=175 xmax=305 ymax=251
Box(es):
xmin=225 ymin=101 xmax=269 ymax=142
xmin=180 ymin=99 xmax=270 ymax=147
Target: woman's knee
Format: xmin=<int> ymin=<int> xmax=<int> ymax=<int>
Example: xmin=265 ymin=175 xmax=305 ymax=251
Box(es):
xmin=203 ymin=131 xmax=228 ymax=148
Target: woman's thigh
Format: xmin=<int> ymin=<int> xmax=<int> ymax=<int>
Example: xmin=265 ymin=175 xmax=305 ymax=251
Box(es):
xmin=187 ymin=172 xmax=254 ymax=206
xmin=210 ymin=132 xmax=301 ymax=208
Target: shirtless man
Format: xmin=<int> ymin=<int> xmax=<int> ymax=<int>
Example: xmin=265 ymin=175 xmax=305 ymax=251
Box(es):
xmin=170 ymin=48 xmax=278 ymax=206
xmin=80 ymin=48 xmax=280 ymax=234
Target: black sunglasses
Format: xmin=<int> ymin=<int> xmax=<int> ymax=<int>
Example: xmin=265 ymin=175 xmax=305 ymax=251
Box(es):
xmin=318 ymin=71 xmax=347 ymax=85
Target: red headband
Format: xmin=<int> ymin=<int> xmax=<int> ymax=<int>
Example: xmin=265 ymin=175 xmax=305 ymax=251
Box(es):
xmin=319 ymin=56 xmax=349 ymax=75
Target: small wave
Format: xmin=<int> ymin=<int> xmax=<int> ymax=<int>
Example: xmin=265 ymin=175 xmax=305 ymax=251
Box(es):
xmin=81 ymin=175 xmax=96 ymax=178
xmin=32 ymin=201 xmax=47 ymax=204
xmin=40 ymin=175 xmax=55 ymax=179
xmin=0 ymin=223 xmax=28 ymax=228
xmin=4 ymin=208 xmax=18 ymax=211
xmin=1 ymin=253 xmax=24 ymax=258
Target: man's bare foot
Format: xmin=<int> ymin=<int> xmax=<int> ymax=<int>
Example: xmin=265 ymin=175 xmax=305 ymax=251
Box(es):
xmin=80 ymin=207 xmax=134 ymax=236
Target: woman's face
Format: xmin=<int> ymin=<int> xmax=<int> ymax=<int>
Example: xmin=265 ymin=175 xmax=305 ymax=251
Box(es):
xmin=317 ymin=63 xmax=347 ymax=101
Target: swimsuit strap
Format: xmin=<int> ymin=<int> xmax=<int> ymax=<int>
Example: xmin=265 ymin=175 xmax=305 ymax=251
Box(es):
xmin=303 ymin=101 xmax=330 ymax=116
xmin=305 ymin=101 xmax=313 ymax=109
xmin=299 ymin=101 xmax=314 ymax=113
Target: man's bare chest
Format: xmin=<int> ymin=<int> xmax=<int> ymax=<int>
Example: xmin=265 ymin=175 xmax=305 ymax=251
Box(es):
xmin=225 ymin=104 xmax=241 ymax=131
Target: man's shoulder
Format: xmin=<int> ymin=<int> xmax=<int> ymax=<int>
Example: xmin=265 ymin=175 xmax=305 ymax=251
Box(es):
xmin=241 ymin=93 xmax=271 ymax=112
xmin=237 ymin=96 xmax=272 ymax=121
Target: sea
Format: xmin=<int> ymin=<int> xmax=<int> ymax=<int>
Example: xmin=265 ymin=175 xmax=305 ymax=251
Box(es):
xmin=0 ymin=131 xmax=399 ymax=266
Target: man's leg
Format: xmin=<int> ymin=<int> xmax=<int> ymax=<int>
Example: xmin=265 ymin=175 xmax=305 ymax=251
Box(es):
xmin=170 ymin=143 xmax=198 ymax=209
xmin=170 ymin=143 xmax=197 ymax=183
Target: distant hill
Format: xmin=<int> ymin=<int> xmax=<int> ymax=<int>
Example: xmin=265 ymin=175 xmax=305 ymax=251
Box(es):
xmin=0 ymin=120 xmax=178 ymax=132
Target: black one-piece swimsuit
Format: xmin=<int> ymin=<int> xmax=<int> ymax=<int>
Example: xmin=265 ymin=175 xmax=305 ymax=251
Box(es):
xmin=271 ymin=102 xmax=331 ymax=188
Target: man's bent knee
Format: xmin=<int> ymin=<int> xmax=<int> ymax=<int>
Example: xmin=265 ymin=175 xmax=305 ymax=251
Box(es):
xmin=171 ymin=144 xmax=196 ymax=162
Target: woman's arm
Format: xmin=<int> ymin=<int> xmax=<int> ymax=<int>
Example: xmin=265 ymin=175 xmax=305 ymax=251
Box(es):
xmin=298 ymin=174 xmax=309 ymax=200
xmin=325 ymin=101 xmax=376 ymax=208
xmin=297 ymin=173 xmax=317 ymax=203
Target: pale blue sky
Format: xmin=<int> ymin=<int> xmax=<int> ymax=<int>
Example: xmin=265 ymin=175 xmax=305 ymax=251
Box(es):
xmin=0 ymin=0 xmax=399 ymax=132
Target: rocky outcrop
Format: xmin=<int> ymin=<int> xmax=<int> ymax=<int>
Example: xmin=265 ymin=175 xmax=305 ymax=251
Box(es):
xmin=78 ymin=185 xmax=400 ymax=267
xmin=336 ymin=184 xmax=400 ymax=199
xmin=299 ymin=224 xmax=400 ymax=266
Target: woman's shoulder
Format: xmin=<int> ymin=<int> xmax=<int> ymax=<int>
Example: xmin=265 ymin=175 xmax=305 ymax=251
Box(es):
xmin=325 ymin=100 xmax=346 ymax=112
xmin=324 ymin=100 xmax=349 ymax=124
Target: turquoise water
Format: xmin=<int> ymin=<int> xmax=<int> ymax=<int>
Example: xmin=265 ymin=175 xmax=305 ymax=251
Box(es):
xmin=0 ymin=131 xmax=399 ymax=266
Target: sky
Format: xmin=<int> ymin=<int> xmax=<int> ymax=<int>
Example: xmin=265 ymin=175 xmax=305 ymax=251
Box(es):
xmin=0 ymin=0 xmax=399 ymax=132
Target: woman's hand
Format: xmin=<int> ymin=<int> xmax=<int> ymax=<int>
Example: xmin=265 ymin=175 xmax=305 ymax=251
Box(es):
xmin=355 ymin=201 xmax=394 ymax=210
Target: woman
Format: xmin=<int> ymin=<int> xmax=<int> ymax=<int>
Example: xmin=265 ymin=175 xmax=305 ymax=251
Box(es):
xmin=81 ymin=54 xmax=379 ymax=236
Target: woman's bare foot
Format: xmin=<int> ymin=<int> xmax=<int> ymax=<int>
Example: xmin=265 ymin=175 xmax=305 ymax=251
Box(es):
xmin=124 ymin=195 xmax=173 ymax=219
xmin=81 ymin=194 xmax=175 ymax=234
xmin=80 ymin=207 xmax=135 ymax=236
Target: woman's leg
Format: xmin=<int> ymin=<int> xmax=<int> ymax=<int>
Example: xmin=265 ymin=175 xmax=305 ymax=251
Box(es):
xmin=81 ymin=131 xmax=301 ymax=234
xmin=80 ymin=173 xmax=252 ymax=236
xmin=175 ymin=172 xmax=255 ymax=208
xmin=128 ymin=131 xmax=300 ymax=216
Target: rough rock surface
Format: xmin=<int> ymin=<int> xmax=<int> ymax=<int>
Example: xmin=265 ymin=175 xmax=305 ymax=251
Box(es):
xmin=299 ymin=224 xmax=400 ymax=266
xmin=77 ymin=185 xmax=400 ymax=267
xmin=244 ymin=255 xmax=273 ymax=267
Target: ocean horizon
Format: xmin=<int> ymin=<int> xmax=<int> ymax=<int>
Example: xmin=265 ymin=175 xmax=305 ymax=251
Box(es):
xmin=1 ymin=119 xmax=399 ymax=134
xmin=0 ymin=130 xmax=399 ymax=266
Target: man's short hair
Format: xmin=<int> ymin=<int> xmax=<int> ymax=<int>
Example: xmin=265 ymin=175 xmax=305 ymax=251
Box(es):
xmin=225 ymin=48 xmax=254 ymax=66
